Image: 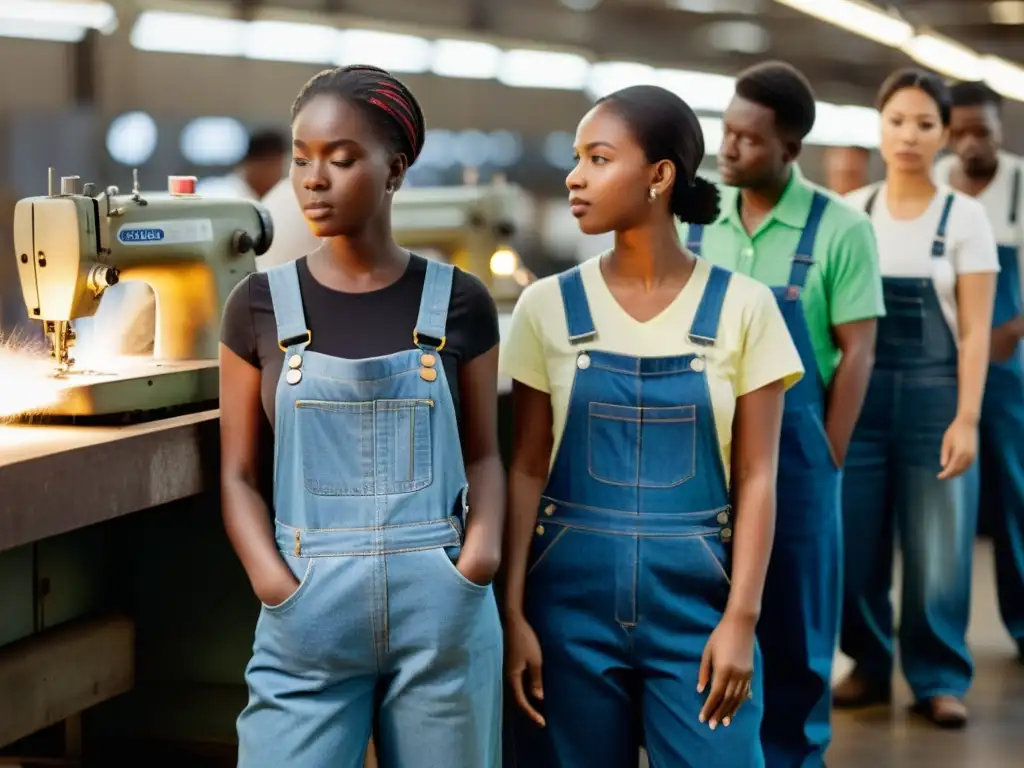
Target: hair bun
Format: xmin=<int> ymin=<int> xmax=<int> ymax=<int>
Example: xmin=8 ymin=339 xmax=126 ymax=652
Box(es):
xmin=672 ymin=176 xmax=720 ymax=225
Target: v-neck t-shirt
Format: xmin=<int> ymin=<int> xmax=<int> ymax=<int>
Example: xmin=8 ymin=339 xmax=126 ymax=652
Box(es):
xmin=498 ymin=255 xmax=804 ymax=484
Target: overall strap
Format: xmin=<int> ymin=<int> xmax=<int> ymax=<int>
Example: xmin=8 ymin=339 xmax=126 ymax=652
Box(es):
xmin=557 ymin=266 xmax=597 ymax=344
xmin=932 ymin=193 xmax=956 ymax=258
xmin=686 ymin=224 xmax=706 ymax=257
xmin=1010 ymin=165 xmax=1021 ymax=226
xmin=786 ymin=191 xmax=830 ymax=294
xmin=688 ymin=264 xmax=732 ymax=347
xmin=414 ymin=259 xmax=455 ymax=351
xmin=267 ymin=261 xmax=311 ymax=351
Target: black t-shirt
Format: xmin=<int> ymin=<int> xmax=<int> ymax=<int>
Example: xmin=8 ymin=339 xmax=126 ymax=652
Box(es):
xmin=220 ymin=254 xmax=499 ymax=485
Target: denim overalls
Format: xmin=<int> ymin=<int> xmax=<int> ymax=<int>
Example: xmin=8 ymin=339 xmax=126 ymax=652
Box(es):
xmin=689 ymin=193 xmax=842 ymax=767
xmin=512 ymin=263 xmax=764 ymax=768
xmin=236 ymin=259 xmax=503 ymax=768
xmin=840 ymin=189 xmax=979 ymax=701
xmin=978 ymin=166 xmax=1024 ymax=650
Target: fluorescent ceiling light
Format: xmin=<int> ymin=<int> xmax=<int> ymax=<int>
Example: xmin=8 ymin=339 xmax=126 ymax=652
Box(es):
xmin=990 ymin=1 xmax=1024 ymax=25
xmin=773 ymin=0 xmax=913 ymax=47
xmin=0 ymin=0 xmax=116 ymax=33
xmin=808 ymin=103 xmax=879 ymax=148
xmin=245 ymin=21 xmax=339 ymax=64
xmin=0 ymin=19 xmax=87 ymax=42
xmin=983 ymin=56 xmax=1024 ymax=101
xmin=902 ymin=32 xmax=984 ymax=80
xmin=335 ymin=30 xmax=433 ymax=73
xmin=131 ymin=11 xmax=246 ymax=56
xmin=498 ymin=49 xmax=591 ymax=90
xmin=433 ymin=39 xmax=503 ymax=79
xmin=586 ymin=61 xmax=654 ymax=98
xmin=698 ymin=116 xmax=724 ymax=155
xmin=656 ymin=69 xmax=736 ymax=112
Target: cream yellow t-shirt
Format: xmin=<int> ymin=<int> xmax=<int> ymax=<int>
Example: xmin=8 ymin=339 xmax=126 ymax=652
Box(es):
xmin=498 ymin=256 xmax=805 ymax=484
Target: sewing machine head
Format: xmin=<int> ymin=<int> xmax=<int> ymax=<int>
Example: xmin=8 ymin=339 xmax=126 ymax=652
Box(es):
xmin=13 ymin=169 xmax=273 ymax=374
xmin=389 ymin=178 xmax=533 ymax=304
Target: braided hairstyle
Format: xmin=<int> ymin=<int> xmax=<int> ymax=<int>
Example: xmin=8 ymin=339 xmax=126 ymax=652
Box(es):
xmin=291 ymin=65 xmax=426 ymax=167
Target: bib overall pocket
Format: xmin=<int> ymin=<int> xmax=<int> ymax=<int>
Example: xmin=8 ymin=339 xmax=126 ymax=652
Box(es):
xmin=588 ymin=403 xmax=697 ymax=488
xmin=296 ymin=399 xmax=433 ymax=496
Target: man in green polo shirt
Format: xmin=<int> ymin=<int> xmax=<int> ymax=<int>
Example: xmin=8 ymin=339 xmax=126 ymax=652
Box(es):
xmin=682 ymin=62 xmax=884 ymax=768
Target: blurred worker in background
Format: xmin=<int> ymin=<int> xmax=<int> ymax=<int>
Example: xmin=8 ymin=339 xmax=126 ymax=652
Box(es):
xmin=683 ymin=62 xmax=884 ymax=767
xmin=935 ymin=80 xmax=1024 ymax=664
xmin=218 ymin=129 xmax=288 ymax=201
xmin=220 ymin=64 xmax=503 ymax=768
xmin=823 ymin=145 xmax=871 ymax=196
xmin=838 ymin=69 xmax=998 ymax=729
xmin=256 ymin=176 xmax=320 ymax=270
xmin=503 ymin=83 xmax=802 ymax=767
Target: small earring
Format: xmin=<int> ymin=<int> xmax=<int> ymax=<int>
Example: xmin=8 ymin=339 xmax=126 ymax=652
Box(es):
xmin=648 ymin=187 xmax=658 ymax=202
xmin=386 ymin=185 xmax=395 ymax=195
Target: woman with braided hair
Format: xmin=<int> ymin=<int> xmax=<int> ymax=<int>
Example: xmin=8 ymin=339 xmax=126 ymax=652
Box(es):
xmin=219 ymin=65 xmax=504 ymax=767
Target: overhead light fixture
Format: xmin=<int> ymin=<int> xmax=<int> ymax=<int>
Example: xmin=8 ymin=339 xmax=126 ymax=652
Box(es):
xmin=657 ymin=69 xmax=736 ymax=112
xmin=245 ymin=21 xmax=339 ymax=64
xmin=335 ymin=29 xmax=433 ymax=73
xmin=983 ymin=56 xmax=1024 ymax=101
xmin=432 ymin=39 xmax=503 ymax=79
xmin=586 ymin=61 xmax=654 ymax=98
xmin=498 ymin=49 xmax=591 ymax=90
xmin=698 ymin=117 xmax=724 ymax=155
xmin=773 ymin=0 xmax=913 ymax=47
xmin=991 ymin=1 xmax=1024 ymax=25
xmin=0 ymin=0 xmax=116 ymax=32
xmin=131 ymin=11 xmax=246 ymax=56
xmin=902 ymin=31 xmax=984 ymax=80
xmin=0 ymin=19 xmax=88 ymax=42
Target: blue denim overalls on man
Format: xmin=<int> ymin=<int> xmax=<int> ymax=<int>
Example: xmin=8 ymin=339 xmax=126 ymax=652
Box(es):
xmin=689 ymin=192 xmax=841 ymax=768
xmin=235 ymin=259 xmax=503 ymax=768
xmin=978 ymin=167 xmax=1024 ymax=652
xmin=511 ymin=263 xmax=764 ymax=768
xmin=840 ymin=190 xmax=979 ymax=701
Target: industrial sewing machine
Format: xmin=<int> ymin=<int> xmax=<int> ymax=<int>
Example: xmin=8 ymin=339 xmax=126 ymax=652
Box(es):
xmin=11 ymin=169 xmax=272 ymax=418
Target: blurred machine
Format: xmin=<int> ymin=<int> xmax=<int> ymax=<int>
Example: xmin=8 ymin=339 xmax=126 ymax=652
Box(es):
xmin=11 ymin=170 xmax=272 ymax=417
xmin=391 ymin=177 xmax=534 ymax=307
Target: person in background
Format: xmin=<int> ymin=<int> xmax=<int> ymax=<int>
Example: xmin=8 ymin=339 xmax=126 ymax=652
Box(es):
xmin=256 ymin=176 xmax=321 ymax=270
xmin=823 ymin=145 xmax=872 ymax=196
xmin=219 ymin=65 xmax=504 ymax=767
xmin=220 ymin=129 xmax=289 ymax=201
xmin=683 ymin=61 xmax=884 ymax=767
xmin=502 ymin=83 xmax=804 ymax=767
xmin=934 ymin=80 xmax=1024 ymax=664
xmin=837 ymin=69 xmax=998 ymax=728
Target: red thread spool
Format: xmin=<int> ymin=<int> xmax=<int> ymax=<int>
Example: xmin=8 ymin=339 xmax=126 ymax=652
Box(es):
xmin=168 ymin=176 xmax=197 ymax=195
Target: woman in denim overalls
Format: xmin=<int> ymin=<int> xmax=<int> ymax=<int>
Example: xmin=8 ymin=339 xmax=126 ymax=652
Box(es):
xmin=835 ymin=69 xmax=999 ymax=729
xmin=219 ymin=66 xmax=505 ymax=767
xmin=501 ymin=85 xmax=805 ymax=767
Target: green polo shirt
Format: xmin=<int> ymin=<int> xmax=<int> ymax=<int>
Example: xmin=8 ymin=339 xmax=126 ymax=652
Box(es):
xmin=678 ymin=169 xmax=884 ymax=385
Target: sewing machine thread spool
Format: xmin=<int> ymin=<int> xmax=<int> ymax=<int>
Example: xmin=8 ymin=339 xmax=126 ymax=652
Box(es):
xmin=169 ymin=176 xmax=198 ymax=196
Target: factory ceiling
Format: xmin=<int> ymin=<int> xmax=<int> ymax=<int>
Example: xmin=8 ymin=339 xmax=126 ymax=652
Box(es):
xmin=183 ymin=0 xmax=1024 ymax=106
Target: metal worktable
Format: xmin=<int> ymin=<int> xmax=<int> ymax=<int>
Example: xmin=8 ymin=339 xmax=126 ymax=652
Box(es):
xmin=0 ymin=411 xmax=219 ymax=554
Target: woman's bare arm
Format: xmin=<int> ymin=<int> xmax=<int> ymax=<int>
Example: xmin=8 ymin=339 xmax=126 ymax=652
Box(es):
xmin=219 ymin=343 xmax=294 ymax=601
xmin=504 ymin=381 xmax=554 ymax=621
xmin=457 ymin=345 xmax=506 ymax=583
xmin=954 ymin=272 xmax=996 ymax=425
xmin=725 ymin=378 xmax=784 ymax=623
